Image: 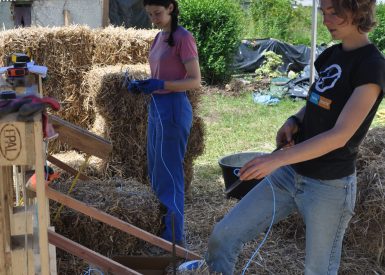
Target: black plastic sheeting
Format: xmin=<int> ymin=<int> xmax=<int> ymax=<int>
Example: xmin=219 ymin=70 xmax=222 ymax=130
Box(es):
xmin=109 ymin=0 xmax=151 ymax=29
xmin=233 ymin=38 xmax=325 ymax=73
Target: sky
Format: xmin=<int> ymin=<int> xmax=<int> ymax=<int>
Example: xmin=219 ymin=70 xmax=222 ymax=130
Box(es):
xmin=299 ymin=0 xmax=385 ymax=6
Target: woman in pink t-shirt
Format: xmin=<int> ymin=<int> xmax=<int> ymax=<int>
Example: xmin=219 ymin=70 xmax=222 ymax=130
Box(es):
xmin=128 ymin=0 xmax=201 ymax=246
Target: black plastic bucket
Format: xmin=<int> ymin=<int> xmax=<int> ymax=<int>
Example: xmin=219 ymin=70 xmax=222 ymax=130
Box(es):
xmin=218 ymin=152 xmax=265 ymax=199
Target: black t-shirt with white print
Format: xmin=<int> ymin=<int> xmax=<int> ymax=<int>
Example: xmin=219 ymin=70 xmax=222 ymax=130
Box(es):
xmin=293 ymin=43 xmax=385 ymax=180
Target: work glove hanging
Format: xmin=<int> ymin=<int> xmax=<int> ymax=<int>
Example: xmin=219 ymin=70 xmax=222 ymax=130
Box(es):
xmin=128 ymin=79 xmax=164 ymax=95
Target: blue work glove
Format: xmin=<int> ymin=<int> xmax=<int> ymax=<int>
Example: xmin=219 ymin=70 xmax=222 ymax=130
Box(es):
xmin=136 ymin=79 xmax=165 ymax=94
xmin=127 ymin=80 xmax=142 ymax=94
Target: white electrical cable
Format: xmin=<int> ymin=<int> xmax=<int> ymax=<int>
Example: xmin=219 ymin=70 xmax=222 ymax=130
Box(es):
xmin=242 ymin=176 xmax=276 ymax=275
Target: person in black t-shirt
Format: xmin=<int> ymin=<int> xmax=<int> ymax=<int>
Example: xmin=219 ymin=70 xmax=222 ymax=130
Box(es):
xmin=189 ymin=0 xmax=385 ymax=274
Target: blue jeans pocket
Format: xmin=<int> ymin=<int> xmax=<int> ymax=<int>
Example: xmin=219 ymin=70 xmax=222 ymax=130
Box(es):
xmin=320 ymin=175 xmax=357 ymax=216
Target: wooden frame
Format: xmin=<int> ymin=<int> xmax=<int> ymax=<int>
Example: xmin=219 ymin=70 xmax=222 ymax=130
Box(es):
xmin=46 ymin=188 xmax=201 ymax=261
xmin=48 ymin=230 xmax=140 ymax=275
xmin=0 ymin=113 xmax=50 ymax=274
xmin=0 ymin=110 xmax=200 ymax=273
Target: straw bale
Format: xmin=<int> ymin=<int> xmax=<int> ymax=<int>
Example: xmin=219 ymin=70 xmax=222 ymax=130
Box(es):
xmin=184 ymin=116 xmax=206 ymax=193
xmin=92 ymin=27 xmax=158 ymax=66
xmin=50 ymin=150 xmax=105 ymax=179
xmin=50 ymin=177 xmax=162 ymax=257
xmin=84 ymin=64 xmax=150 ymax=182
xmin=84 ymin=65 xmax=205 ymax=189
xmin=0 ymin=26 xmax=95 ymax=131
xmin=344 ymin=127 xmax=385 ymax=265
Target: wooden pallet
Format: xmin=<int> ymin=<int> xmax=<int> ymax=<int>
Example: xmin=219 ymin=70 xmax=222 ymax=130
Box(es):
xmin=0 ymin=113 xmax=51 ymax=275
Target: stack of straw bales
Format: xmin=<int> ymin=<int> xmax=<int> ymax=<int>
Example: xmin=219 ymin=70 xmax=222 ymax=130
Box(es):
xmin=0 ymin=26 xmax=204 ymax=188
xmin=0 ymin=26 xmax=157 ymax=131
xmin=50 ymin=177 xmax=162 ymax=257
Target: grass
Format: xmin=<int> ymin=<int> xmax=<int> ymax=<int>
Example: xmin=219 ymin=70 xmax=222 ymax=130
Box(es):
xmin=194 ymin=91 xmax=385 ymax=183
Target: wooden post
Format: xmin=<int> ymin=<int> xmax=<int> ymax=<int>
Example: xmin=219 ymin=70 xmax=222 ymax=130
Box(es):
xmin=63 ymin=10 xmax=71 ymax=26
xmin=34 ymin=119 xmax=50 ymax=275
xmin=0 ymin=113 xmax=51 ymax=274
xmin=102 ymin=0 xmax=110 ymax=27
xmin=0 ymin=167 xmax=12 ymax=275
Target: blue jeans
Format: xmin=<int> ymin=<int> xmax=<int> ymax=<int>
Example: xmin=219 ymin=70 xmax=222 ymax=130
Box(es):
xmin=147 ymin=92 xmax=192 ymax=243
xmin=206 ymin=165 xmax=356 ymax=275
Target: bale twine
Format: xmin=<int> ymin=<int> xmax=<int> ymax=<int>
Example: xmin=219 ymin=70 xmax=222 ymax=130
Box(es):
xmin=92 ymin=26 xmax=158 ymax=66
xmin=84 ymin=65 xmax=205 ymax=189
xmin=50 ymin=177 xmax=162 ymax=257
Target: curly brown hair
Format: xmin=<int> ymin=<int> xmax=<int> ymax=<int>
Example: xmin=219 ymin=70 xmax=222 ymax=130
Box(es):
xmin=332 ymin=0 xmax=377 ymax=32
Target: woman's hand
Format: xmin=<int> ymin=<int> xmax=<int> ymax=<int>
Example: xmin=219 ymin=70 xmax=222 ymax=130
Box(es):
xmin=239 ymin=153 xmax=282 ymax=180
xmin=276 ymin=116 xmax=300 ymax=149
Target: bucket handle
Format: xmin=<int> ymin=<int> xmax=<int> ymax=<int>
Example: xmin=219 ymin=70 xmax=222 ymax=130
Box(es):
xmin=233 ymin=168 xmax=240 ymax=177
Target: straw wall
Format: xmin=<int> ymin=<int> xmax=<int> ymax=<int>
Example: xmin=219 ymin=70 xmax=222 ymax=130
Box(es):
xmin=0 ymin=26 xmax=157 ymax=131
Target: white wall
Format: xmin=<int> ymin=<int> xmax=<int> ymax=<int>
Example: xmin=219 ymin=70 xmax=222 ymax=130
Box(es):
xmin=0 ymin=3 xmax=14 ymax=30
xmin=32 ymin=0 xmax=104 ymax=28
xmin=0 ymin=0 xmax=104 ymax=30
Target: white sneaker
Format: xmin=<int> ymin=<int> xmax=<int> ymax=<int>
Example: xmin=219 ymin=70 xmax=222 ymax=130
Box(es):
xmin=178 ymin=260 xmax=206 ymax=271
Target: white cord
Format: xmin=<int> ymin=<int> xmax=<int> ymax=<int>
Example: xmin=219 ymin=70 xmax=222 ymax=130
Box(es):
xmin=242 ymin=176 xmax=276 ymax=275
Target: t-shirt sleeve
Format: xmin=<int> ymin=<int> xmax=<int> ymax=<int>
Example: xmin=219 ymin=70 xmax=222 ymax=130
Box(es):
xmin=178 ymin=32 xmax=198 ymax=64
xmin=352 ymin=56 xmax=385 ymax=92
xmin=314 ymin=45 xmax=335 ymax=72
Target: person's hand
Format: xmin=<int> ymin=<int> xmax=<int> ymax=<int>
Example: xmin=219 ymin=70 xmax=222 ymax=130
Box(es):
xmin=128 ymin=79 xmax=164 ymax=95
xmin=239 ymin=153 xmax=281 ymax=180
xmin=276 ymin=117 xmax=299 ymax=149
xmin=127 ymin=80 xmax=142 ymax=94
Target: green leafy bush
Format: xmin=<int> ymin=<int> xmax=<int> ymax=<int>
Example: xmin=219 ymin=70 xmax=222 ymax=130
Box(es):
xmin=179 ymin=0 xmax=244 ymax=84
xmin=255 ymin=51 xmax=283 ymax=79
xmin=370 ymin=3 xmax=385 ymax=52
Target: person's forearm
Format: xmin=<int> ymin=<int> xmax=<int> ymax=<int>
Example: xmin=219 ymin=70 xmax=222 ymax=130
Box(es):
xmin=274 ymin=127 xmax=350 ymax=167
xmin=164 ymin=77 xmax=201 ymax=91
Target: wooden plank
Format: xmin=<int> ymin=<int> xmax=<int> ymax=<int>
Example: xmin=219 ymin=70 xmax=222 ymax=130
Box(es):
xmin=34 ymin=120 xmax=50 ymax=275
xmin=49 ymin=226 xmax=58 ymax=275
xmin=0 ymin=167 xmax=12 ymax=275
xmin=102 ymin=0 xmax=110 ymax=27
xmin=49 ymin=115 xmax=112 ymax=160
xmin=47 ymin=155 xmax=90 ymax=181
xmin=11 ymin=207 xmax=33 ymax=236
xmin=11 ymin=248 xmax=34 ymax=275
xmin=48 ymin=230 xmax=141 ymax=275
xmin=46 ymin=188 xmax=201 ymax=261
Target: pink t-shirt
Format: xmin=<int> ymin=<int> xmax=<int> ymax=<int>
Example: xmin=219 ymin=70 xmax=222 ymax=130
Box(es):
xmin=149 ymin=26 xmax=198 ymax=93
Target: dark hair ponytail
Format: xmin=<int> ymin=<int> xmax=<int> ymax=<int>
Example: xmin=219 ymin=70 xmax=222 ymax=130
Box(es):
xmin=143 ymin=0 xmax=179 ymax=47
